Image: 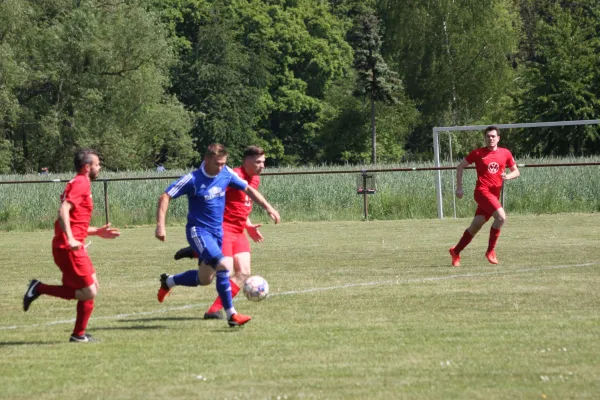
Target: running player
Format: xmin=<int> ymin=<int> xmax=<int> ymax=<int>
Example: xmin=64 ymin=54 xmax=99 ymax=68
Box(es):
xmin=449 ymin=126 xmax=520 ymax=266
xmin=173 ymin=145 xmax=266 ymax=319
xmin=23 ymin=149 xmax=121 ymax=342
xmin=155 ymin=144 xmax=280 ymax=327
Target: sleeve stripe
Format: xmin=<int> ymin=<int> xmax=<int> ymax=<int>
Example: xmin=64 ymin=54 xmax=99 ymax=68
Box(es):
xmin=167 ymin=174 xmax=192 ymax=197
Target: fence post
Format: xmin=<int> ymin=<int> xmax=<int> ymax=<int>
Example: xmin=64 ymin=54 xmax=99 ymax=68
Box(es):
xmin=362 ymin=169 xmax=369 ymax=219
xmin=103 ymin=179 xmax=109 ymax=224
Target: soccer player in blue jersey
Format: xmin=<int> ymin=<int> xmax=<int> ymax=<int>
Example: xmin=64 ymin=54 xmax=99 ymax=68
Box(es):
xmin=154 ymin=144 xmax=280 ymax=327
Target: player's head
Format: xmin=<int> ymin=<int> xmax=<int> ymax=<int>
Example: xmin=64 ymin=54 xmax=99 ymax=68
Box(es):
xmin=242 ymin=146 xmax=265 ymax=176
xmin=204 ymin=143 xmax=228 ymax=176
xmin=74 ymin=148 xmax=100 ymax=180
xmin=484 ymin=126 xmax=500 ymax=150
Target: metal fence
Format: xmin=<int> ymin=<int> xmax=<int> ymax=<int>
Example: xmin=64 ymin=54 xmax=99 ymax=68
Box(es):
xmin=2 ymin=162 xmax=599 ymax=225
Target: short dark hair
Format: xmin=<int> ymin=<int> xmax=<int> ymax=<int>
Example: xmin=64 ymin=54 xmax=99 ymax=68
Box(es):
xmin=243 ymin=145 xmax=265 ymax=159
xmin=74 ymin=148 xmax=98 ymax=172
xmin=484 ymin=126 xmax=500 ymax=135
xmin=205 ymin=143 xmax=228 ymax=157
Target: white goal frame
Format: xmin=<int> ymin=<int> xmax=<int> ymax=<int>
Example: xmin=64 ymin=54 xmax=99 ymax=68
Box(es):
xmin=433 ymin=119 xmax=600 ymax=219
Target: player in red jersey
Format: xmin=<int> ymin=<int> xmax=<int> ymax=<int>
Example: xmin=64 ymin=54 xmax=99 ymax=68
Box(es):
xmin=173 ymin=146 xmax=267 ymax=319
xmin=449 ymin=126 xmax=520 ymax=266
xmin=23 ymin=149 xmax=120 ymax=342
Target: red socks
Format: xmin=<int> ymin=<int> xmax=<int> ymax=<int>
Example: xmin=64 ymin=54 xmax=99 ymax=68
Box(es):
xmin=454 ymin=230 xmax=474 ymax=254
xmin=37 ymin=283 xmax=76 ymax=300
xmin=73 ymin=300 xmax=94 ymax=337
xmin=488 ymin=227 xmax=501 ymax=252
xmin=207 ymin=280 xmax=240 ymax=313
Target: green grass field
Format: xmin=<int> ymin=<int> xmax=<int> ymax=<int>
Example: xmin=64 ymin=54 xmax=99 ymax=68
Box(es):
xmin=1 ymin=214 xmax=599 ymax=399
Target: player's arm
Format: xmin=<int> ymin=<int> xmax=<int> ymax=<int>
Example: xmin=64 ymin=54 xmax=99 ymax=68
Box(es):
xmin=58 ymin=200 xmax=82 ymax=250
xmin=244 ymin=186 xmax=280 ymax=224
xmin=246 ymin=217 xmax=263 ymax=243
xmin=502 ymin=164 xmax=520 ymax=181
xmin=455 ymin=159 xmax=470 ymax=199
xmin=88 ymin=223 xmax=120 ymax=239
xmin=155 ymin=192 xmax=171 ymax=241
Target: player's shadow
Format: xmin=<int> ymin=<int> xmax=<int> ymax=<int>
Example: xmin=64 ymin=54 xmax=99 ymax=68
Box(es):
xmin=118 ymin=317 xmax=204 ymax=323
xmin=92 ymin=324 xmax=166 ymax=331
xmin=0 ymin=341 xmax=63 ymax=347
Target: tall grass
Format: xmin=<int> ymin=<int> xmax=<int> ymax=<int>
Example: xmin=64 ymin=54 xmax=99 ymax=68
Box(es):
xmin=0 ymin=156 xmax=598 ymax=231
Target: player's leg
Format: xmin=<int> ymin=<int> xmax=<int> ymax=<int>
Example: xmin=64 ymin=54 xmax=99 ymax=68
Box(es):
xmin=158 ymin=227 xmax=209 ymax=302
xmin=213 ymin=258 xmax=251 ymax=327
xmin=204 ymin=234 xmax=249 ymax=319
xmin=449 ymin=214 xmax=487 ymax=267
xmin=486 ymin=206 xmax=506 ymax=264
xmin=70 ymin=273 xmax=99 ymax=343
xmin=25 ymin=248 xmax=99 ymax=342
xmin=24 ymin=248 xmax=77 ymax=311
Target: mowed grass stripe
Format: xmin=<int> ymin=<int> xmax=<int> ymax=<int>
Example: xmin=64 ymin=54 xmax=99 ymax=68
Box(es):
xmin=2 ymin=261 xmax=597 ymax=332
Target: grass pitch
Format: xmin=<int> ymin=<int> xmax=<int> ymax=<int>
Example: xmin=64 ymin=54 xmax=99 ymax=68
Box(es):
xmin=1 ymin=214 xmax=599 ymax=399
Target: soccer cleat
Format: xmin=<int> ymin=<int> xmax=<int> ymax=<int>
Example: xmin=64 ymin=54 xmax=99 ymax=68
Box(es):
xmin=157 ymin=273 xmax=173 ymax=303
xmin=449 ymin=247 xmax=461 ymax=267
xmin=23 ymin=279 xmax=41 ymax=312
xmin=174 ymin=246 xmax=196 ymax=260
xmin=69 ymin=333 xmax=99 ymax=343
xmin=486 ymin=250 xmax=499 ymax=265
xmin=204 ymin=310 xmax=224 ymax=320
xmin=228 ymin=313 xmax=251 ymax=327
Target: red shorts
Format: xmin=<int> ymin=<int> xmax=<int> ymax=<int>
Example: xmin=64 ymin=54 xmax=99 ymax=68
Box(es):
xmin=52 ymin=247 xmax=96 ymax=288
xmin=474 ymin=189 xmax=502 ymax=221
xmin=221 ymin=230 xmax=251 ymax=257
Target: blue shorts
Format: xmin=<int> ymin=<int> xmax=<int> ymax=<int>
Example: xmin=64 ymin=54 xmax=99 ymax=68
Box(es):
xmin=186 ymin=226 xmax=224 ymax=268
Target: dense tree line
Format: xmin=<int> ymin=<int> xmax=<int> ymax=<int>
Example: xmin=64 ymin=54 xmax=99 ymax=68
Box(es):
xmin=0 ymin=0 xmax=599 ymax=173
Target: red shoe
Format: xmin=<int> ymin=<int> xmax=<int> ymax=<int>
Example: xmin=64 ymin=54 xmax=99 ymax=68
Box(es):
xmin=157 ymin=273 xmax=173 ymax=303
xmin=228 ymin=313 xmax=251 ymax=327
xmin=449 ymin=247 xmax=461 ymax=267
xmin=486 ymin=250 xmax=499 ymax=265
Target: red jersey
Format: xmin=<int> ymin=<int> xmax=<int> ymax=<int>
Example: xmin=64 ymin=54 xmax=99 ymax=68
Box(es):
xmin=465 ymin=147 xmax=515 ymax=193
xmin=52 ymin=174 xmax=94 ymax=249
xmin=223 ymin=167 xmax=260 ymax=234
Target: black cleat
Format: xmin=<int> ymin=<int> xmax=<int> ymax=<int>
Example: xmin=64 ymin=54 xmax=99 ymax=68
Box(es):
xmin=69 ymin=333 xmax=99 ymax=343
xmin=174 ymin=246 xmax=196 ymax=260
xmin=157 ymin=273 xmax=172 ymax=303
xmin=23 ymin=280 xmax=41 ymax=312
xmin=203 ymin=310 xmax=224 ymax=320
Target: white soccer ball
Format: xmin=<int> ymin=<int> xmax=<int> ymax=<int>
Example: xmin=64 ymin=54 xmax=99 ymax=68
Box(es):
xmin=243 ymin=276 xmax=269 ymax=302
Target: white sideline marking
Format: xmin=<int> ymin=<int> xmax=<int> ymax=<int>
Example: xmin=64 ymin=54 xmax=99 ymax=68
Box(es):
xmin=2 ymin=262 xmax=597 ymax=331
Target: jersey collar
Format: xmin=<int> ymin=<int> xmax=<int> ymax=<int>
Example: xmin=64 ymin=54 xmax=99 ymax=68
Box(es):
xmin=200 ymin=161 xmax=219 ymax=178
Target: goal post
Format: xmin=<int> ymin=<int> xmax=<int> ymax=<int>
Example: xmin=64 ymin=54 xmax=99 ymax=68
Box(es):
xmin=433 ymin=119 xmax=600 ymax=219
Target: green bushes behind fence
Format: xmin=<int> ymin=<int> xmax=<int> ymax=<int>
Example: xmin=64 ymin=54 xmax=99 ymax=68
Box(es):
xmin=1 ymin=157 xmax=598 ymax=231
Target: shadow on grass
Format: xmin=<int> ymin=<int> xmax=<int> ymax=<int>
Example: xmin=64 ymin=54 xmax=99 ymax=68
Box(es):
xmin=0 ymin=341 xmax=63 ymax=346
xmin=118 ymin=317 xmax=205 ymax=323
xmin=92 ymin=325 xmax=166 ymax=331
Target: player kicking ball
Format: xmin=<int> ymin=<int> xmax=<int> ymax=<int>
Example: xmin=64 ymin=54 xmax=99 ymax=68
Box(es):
xmin=449 ymin=126 xmax=520 ymax=267
xmin=155 ymin=144 xmax=280 ymax=327
xmin=173 ymin=146 xmax=267 ymax=320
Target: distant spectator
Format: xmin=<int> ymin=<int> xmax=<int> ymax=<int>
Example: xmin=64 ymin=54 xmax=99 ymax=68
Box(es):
xmin=40 ymin=167 xmax=49 ymax=175
xmin=156 ymin=164 xmax=166 ymax=172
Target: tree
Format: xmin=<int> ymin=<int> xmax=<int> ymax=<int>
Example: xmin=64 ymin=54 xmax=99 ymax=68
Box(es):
xmin=515 ymin=1 xmax=600 ymax=156
xmin=378 ymin=0 xmax=520 ymax=155
xmin=0 ymin=0 xmax=194 ymax=172
xmin=348 ymin=7 xmax=400 ymax=164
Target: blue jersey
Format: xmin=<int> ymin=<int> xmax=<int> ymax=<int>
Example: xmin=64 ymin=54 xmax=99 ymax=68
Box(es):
xmin=165 ymin=163 xmax=248 ymax=236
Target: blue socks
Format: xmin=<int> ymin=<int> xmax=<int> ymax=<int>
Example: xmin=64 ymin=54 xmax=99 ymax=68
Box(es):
xmin=173 ymin=270 xmax=200 ymax=287
xmin=215 ymin=270 xmax=234 ymax=312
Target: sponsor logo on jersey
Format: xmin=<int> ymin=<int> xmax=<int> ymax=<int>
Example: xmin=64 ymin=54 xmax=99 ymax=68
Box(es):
xmin=488 ymin=162 xmax=500 ymax=174
xmin=204 ymin=186 xmax=225 ymax=201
